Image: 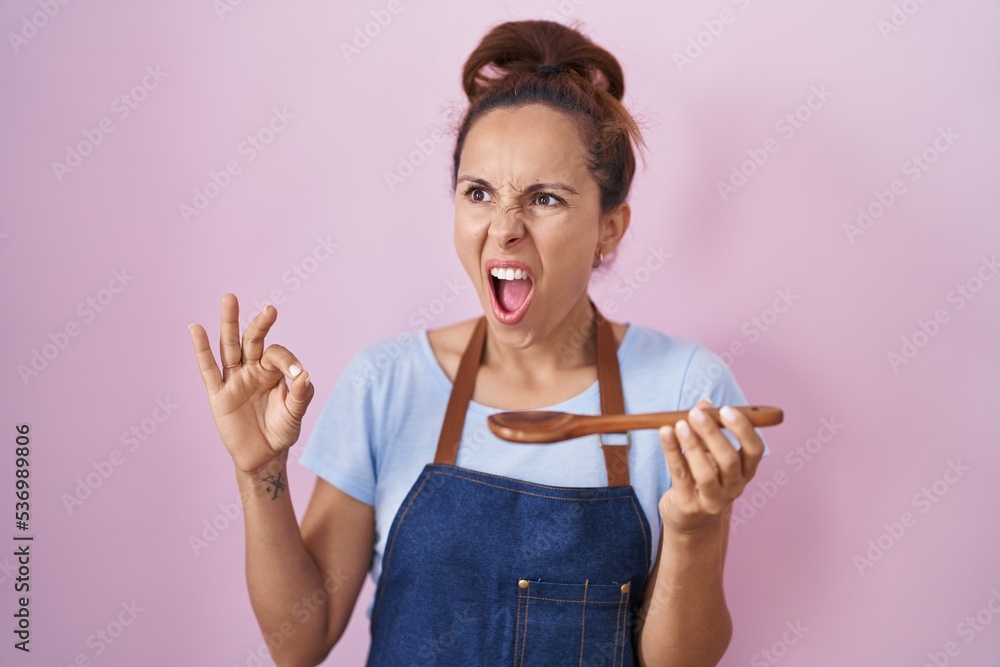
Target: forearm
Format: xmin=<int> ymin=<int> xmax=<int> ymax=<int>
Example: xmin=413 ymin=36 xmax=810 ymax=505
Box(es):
xmin=237 ymin=453 xmax=329 ymax=666
xmin=637 ymin=519 xmax=732 ymax=667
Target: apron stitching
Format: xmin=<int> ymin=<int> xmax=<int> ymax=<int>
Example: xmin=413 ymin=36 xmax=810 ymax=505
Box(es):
xmin=510 ymin=596 xmax=620 ymax=604
xmin=429 ymin=469 xmax=632 ymax=502
xmin=514 ymin=593 xmax=522 ymax=666
xmin=428 ymin=464 xmax=635 ymax=495
xmin=370 ymin=473 xmax=433 ymax=625
xmin=620 ymin=588 xmax=632 ymax=667
xmin=612 ymin=589 xmax=621 ymax=667
xmin=626 ymin=496 xmax=651 ymax=574
xmin=578 ymin=579 xmax=589 ymax=667
xmin=519 ymin=589 xmax=531 ymax=667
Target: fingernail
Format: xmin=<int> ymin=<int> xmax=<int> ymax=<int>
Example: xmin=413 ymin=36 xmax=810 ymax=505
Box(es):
xmin=289 ymin=364 xmax=302 ymax=377
xmin=691 ymin=408 xmax=707 ymax=423
xmin=660 ymin=425 xmax=673 ymax=439
xmin=702 ymin=397 xmax=713 ymax=405
xmin=721 ymin=405 xmax=737 ymax=421
xmin=676 ymin=420 xmax=690 ymax=437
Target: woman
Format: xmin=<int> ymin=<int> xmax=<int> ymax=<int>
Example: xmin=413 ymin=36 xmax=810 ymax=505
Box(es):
xmin=189 ymin=19 xmax=770 ymax=667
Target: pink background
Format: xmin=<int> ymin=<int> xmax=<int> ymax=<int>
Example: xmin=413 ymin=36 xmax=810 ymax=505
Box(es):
xmin=3 ymin=1 xmax=999 ymax=665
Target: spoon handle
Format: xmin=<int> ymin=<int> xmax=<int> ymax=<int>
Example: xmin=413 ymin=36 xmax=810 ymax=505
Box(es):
xmin=569 ymin=405 xmax=783 ymax=438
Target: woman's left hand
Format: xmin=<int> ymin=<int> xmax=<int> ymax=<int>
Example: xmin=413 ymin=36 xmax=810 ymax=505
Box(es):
xmin=657 ymin=397 xmax=766 ymax=534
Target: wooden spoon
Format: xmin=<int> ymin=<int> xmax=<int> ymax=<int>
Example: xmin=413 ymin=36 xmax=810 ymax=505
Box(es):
xmin=487 ymin=405 xmax=783 ymax=443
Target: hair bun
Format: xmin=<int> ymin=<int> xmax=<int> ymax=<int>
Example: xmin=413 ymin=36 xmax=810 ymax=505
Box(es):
xmin=461 ymin=20 xmax=625 ymax=102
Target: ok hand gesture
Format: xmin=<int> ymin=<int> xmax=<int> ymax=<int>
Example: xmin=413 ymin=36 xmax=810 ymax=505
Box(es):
xmin=188 ymin=294 xmax=315 ymax=474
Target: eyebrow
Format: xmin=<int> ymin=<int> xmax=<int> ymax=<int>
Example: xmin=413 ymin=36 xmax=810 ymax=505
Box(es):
xmin=456 ymin=176 xmax=580 ymax=196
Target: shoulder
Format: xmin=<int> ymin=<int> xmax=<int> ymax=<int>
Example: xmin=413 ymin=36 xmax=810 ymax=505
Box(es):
xmin=336 ymin=326 xmax=432 ymax=401
xmin=618 ymin=322 xmax=741 ymax=407
xmin=425 ymin=317 xmax=480 ymax=383
xmin=619 ymin=321 xmax=700 ymax=366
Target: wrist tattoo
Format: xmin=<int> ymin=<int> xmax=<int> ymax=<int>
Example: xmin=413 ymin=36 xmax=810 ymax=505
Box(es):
xmin=262 ymin=467 xmax=287 ymax=500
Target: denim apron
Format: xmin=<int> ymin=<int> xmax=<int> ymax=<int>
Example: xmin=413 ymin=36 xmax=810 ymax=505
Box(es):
xmin=366 ymin=302 xmax=653 ymax=667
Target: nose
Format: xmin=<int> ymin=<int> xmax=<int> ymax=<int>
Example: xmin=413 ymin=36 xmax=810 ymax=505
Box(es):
xmin=488 ymin=207 xmax=526 ymax=249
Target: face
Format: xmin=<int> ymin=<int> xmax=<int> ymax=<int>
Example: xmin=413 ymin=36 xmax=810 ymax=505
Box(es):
xmin=453 ymin=103 xmax=628 ymax=347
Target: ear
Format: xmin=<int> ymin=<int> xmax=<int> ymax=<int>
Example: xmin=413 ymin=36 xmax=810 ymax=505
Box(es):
xmin=598 ymin=201 xmax=631 ymax=254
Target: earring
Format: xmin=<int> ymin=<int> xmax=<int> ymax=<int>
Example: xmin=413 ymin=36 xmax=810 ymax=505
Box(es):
xmin=592 ymin=251 xmax=604 ymax=268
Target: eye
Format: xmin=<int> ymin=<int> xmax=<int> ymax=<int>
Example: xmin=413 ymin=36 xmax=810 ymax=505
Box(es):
xmin=534 ymin=193 xmax=562 ymax=207
xmin=462 ymin=184 xmax=492 ymax=203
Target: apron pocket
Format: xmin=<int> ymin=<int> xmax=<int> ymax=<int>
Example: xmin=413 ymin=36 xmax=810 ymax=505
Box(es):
xmin=513 ymin=578 xmax=634 ymax=667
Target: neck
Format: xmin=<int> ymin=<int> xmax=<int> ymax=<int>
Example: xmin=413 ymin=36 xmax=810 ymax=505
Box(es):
xmin=482 ymin=293 xmax=600 ymax=382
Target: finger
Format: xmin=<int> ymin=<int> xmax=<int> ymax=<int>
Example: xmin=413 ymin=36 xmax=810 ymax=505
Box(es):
xmin=188 ymin=323 xmax=223 ymax=394
xmin=659 ymin=425 xmax=695 ymax=498
xmin=674 ymin=419 xmax=724 ymax=509
xmin=285 ymin=368 xmax=315 ymax=421
xmin=720 ymin=405 xmax=767 ymax=480
xmin=688 ymin=406 xmax=743 ymax=489
xmin=242 ymin=304 xmax=277 ymax=363
xmin=260 ymin=343 xmax=306 ymax=382
xmin=220 ymin=293 xmax=243 ymax=375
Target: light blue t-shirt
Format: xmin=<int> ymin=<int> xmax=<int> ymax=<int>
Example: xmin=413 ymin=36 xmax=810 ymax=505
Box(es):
xmin=298 ymin=321 xmax=770 ymax=618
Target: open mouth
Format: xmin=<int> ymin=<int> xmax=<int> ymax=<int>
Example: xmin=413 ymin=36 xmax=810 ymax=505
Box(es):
xmin=488 ymin=266 xmax=534 ymax=324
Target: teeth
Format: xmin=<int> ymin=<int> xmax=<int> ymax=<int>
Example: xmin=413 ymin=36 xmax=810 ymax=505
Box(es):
xmin=490 ymin=267 xmax=531 ymax=281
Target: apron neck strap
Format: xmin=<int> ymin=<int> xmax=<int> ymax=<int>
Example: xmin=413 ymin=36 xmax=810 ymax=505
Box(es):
xmin=433 ymin=298 xmax=630 ymax=487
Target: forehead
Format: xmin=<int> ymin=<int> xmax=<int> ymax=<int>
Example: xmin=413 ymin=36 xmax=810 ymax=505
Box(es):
xmin=458 ymin=104 xmax=589 ymax=184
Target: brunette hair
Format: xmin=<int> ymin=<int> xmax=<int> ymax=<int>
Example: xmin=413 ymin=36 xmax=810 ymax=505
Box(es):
xmin=450 ymin=19 xmax=647 ymax=216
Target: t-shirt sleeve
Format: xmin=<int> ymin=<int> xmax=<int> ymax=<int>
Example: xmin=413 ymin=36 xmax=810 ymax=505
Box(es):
xmin=679 ymin=344 xmax=771 ymax=459
xmin=296 ymin=349 xmax=379 ymax=506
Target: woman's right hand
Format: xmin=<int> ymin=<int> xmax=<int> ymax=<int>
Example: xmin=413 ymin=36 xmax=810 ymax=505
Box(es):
xmin=188 ymin=293 xmax=315 ymax=475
